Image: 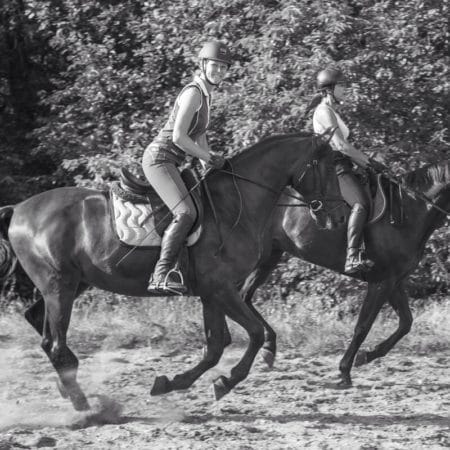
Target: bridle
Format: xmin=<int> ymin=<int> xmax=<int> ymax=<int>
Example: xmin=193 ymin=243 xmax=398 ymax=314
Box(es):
xmin=290 ymin=155 xmax=346 ymax=216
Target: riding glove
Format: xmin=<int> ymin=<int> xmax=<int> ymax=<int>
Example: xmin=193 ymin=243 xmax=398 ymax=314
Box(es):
xmin=209 ymin=153 xmax=226 ymax=170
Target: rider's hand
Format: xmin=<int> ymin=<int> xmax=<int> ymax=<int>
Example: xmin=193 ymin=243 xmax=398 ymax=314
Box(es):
xmin=368 ymin=157 xmax=386 ymax=173
xmin=208 ymin=153 xmax=226 ymax=170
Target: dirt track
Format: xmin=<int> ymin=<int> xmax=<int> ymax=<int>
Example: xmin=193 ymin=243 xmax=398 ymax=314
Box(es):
xmin=1 ymin=326 xmax=450 ymax=450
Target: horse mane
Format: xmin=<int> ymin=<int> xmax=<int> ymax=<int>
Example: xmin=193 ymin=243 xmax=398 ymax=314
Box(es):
xmin=402 ymin=160 xmax=450 ymax=191
xmin=229 ymin=132 xmax=320 ymax=164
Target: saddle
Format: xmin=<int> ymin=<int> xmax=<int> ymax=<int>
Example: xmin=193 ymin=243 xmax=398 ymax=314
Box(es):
xmin=110 ymin=168 xmax=203 ymax=247
xmin=353 ymin=171 xmax=404 ymax=226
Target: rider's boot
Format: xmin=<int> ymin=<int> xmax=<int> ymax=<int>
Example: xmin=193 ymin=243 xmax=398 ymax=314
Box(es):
xmin=344 ymin=203 xmax=374 ymax=274
xmin=147 ymin=213 xmax=194 ymax=295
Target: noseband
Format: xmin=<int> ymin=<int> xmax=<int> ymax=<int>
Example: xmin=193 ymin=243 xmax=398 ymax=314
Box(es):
xmin=292 ymin=157 xmax=345 ymax=216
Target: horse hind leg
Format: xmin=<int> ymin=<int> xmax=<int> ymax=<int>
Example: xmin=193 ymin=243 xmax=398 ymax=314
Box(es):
xmin=355 ymin=282 xmax=412 ymax=367
xmin=338 ymin=280 xmax=394 ymax=387
xmin=25 ymin=282 xmax=89 ymax=411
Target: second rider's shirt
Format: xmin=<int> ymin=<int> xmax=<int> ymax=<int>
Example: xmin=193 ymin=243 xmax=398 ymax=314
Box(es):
xmin=313 ymin=103 xmax=352 ymax=169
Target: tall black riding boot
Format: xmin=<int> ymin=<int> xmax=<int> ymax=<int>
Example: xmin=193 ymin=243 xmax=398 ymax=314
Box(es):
xmin=344 ymin=203 xmax=374 ymax=274
xmin=147 ymin=213 xmax=194 ymax=295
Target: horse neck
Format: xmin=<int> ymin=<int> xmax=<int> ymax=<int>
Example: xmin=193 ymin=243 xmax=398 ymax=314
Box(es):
xmin=406 ymin=179 xmax=449 ymax=247
xmin=220 ymin=137 xmax=314 ymax=223
xmin=420 ymin=184 xmax=449 ymax=241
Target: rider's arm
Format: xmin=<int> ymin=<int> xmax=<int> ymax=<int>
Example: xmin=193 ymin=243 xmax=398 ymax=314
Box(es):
xmin=195 ymin=134 xmax=210 ymax=169
xmin=315 ymin=106 xmax=370 ymax=168
xmin=172 ymin=88 xmax=211 ymax=163
xmin=195 ymin=133 xmax=211 ymax=152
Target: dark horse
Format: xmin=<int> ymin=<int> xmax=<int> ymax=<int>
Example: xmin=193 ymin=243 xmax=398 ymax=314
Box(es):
xmin=235 ymin=160 xmax=449 ymax=385
xmin=0 ymin=133 xmax=345 ymax=411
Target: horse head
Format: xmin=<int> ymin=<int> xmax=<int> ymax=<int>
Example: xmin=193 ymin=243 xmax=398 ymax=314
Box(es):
xmin=402 ymin=159 xmax=450 ymax=225
xmin=291 ymin=135 xmax=346 ymax=230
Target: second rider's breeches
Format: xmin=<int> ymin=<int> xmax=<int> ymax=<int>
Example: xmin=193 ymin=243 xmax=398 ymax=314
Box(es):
xmin=337 ymin=170 xmax=369 ymax=210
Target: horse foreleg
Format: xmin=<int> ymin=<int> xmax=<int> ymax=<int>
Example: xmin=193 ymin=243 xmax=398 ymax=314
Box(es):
xmin=211 ymin=286 xmax=265 ymax=400
xmin=150 ymin=297 xmax=225 ymax=396
xmin=355 ymin=282 xmax=412 ymax=366
xmin=221 ymin=248 xmax=281 ymax=367
xmin=246 ymin=302 xmax=277 ymax=369
xmin=338 ymin=280 xmax=394 ymax=387
xmin=240 ymin=249 xmax=283 ymax=368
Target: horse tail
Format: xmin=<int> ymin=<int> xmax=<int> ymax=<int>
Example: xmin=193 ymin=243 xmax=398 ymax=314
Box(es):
xmin=0 ymin=205 xmax=18 ymax=281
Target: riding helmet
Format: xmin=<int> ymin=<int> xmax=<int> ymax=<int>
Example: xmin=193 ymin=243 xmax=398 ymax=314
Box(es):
xmin=198 ymin=41 xmax=232 ymax=66
xmin=316 ymin=68 xmax=343 ymax=89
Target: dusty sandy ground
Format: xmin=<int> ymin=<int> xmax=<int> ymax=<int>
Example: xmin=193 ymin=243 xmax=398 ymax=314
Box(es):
xmin=1 ymin=310 xmax=450 ymax=449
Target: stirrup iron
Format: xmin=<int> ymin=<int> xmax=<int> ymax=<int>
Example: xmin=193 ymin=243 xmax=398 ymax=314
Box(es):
xmin=161 ymin=268 xmax=187 ymax=296
xmin=147 ymin=268 xmax=187 ymax=296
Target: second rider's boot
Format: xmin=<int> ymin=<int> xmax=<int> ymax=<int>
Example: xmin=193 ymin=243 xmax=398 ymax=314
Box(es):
xmin=344 ymin=203 xmax=374 ymax=274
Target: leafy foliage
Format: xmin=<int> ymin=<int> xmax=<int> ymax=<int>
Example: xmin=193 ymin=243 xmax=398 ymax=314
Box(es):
xmin=0 ymin=0 xmax=448 ymax=303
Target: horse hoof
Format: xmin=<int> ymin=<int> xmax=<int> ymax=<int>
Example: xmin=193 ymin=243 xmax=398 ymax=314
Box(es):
xmin=354 ymin=351 xmax=368 ymax=367
xmin=261 ymin=348 xmax=275 ymax=368
xmin=213 ymin=376 xmax=231 ymax=401
xmin=151 ymin=375 xmax=172 ymax=396
xmin=72 ymin=394 xmax=90 ymax=411
xmin=56 ymin=379 xmax=69 ymax=399
xmin=335 ymin=377 xmax=352 ymax=389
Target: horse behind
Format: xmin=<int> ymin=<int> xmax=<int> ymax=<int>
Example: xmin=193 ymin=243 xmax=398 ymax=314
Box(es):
xmin=0 ymin=133 xmax=345 ymax=411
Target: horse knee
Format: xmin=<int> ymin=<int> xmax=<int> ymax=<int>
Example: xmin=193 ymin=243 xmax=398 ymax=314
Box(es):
xmin=249 ymin=324 xmax=265 ymax=348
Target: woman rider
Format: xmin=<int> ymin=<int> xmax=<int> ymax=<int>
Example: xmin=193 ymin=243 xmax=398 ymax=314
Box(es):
xmin=143 ymin=41 xmax=230 ymax=294
xmin=311 ymin=68 xmax=382 ymax=274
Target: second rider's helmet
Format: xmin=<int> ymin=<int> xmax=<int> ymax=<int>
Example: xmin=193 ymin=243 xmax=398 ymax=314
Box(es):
xmin=316 ymin=68 xmax=343 ymax=89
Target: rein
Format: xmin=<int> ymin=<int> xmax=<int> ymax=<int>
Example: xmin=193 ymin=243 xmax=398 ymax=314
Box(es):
xmin=218 ymin=168 xmax=307 ymax=203
xmin=382 ymin=171 xmax=450 ymax=216
xmin=217 ymin=163 xmax=343 ymax=205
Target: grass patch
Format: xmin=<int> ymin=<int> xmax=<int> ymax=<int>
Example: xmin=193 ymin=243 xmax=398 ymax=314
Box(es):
xmin=1 ymin=290 xmax=449 ymax=357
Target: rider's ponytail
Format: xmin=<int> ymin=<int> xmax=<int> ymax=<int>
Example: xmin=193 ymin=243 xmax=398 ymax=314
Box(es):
xmin=303 ymin=93 xmax=323 ymax=119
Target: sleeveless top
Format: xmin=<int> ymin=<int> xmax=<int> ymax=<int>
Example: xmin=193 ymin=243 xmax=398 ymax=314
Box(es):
xmin=149 ymin=76 xmax=211 ymax=165
xmin=313 ymin=103 xmax=351 ymax=166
